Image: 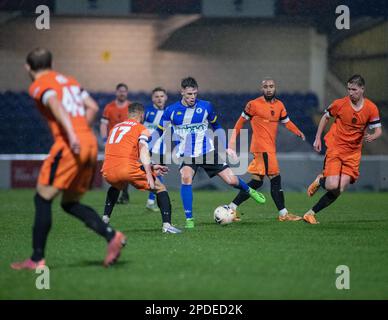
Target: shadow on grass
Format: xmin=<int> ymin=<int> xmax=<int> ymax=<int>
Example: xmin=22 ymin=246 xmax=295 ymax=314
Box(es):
xmin=51 ymin=259 xmax=131 ymax=269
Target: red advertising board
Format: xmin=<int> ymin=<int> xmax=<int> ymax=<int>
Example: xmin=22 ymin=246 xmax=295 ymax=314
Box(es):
xmin=11 ymin=160 xmax=103 ymax=189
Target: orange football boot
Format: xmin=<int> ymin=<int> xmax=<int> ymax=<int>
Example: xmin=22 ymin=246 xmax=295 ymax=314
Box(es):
xmin=307 ymin=173 xmax=323 ymax=197
xmin=303 ymin=213 xmax=319 ymax=224
xmin=11 ymin=258 xmax=46 ymax=270
xmin=278 ymin=213 xmax=303 ymax=222
xmin=104 ymin=231 xmax=127 ymax=267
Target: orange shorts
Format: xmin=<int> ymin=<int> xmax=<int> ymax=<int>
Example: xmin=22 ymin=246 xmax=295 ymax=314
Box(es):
xmin=323 ymin=148 xmax=361 ymax=183
xmin=102 ymin=163 xmax=154 ymax=191
xmin=38 ymin=137 xmax=98 ymax=194
xmin=247 ymin=152 xmax=279 ymax=176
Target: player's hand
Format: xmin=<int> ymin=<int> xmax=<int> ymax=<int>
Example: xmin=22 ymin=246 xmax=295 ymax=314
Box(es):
xmin=313 ymin=137 xmax=322 ymax=153
xmin=69 ymin=132 xmax=81 ymax=155
xmin=146 ymin=171 xmax=155 ymax=190
xmin=299 ymin=132 xmax=306 ymax=141
xmin=364 ymin=133 xmax=375 ymax=143
xmin=226 ymin=148 xmax=238 ymax=161
xmin=153 ymin=164 xmax=169 ymax=176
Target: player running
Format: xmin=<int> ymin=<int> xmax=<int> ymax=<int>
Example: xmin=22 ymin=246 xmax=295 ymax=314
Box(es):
xmin=154 ymin=77 xmax=266 ymax=229
xmin=228 ymin=78 xmax=306 ymax=222
xmin=101 ymin=102 xmax=182 ymax=234
xmin=143 ymin=87 xmax=169 ymax=212
xmin=304 ymin=75 xmax=382 ymax=224
xmin=100 ymin=83 xmax=131 ymax=204
xmin=11 ymin=48 xmax=126 ymax=270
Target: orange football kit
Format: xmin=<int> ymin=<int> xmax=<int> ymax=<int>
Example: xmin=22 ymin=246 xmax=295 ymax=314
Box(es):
xmin=231 ymin=96 xmax=303 ymax=176
xmin=29 ymin=71 xmax=97 ymax=194
xmin=323 ymin=96 xmax=381 ymax=182
xmin=102 ymin=119 xmax=152 ymax=190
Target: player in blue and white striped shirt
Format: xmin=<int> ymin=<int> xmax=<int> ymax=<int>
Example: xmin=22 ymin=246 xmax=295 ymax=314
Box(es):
xmin=155 ymin=77 xmax=266 ymax=229
xmin=144 ymin=87 xmax=168 ymax=212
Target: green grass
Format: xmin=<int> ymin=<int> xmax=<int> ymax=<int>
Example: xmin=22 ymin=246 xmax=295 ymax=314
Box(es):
xmin=1 ymin=189 xmax=387 ymax=299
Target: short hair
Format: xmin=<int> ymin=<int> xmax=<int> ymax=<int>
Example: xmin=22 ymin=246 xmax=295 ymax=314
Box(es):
xmin=26 ymin=48 xmax=52 ymax=71
xmin=152 ymin=87 xmax=167 ymax=95
xmin=181 ymin=77 xmax=198 ymax=89
xmin=116 ymin=83 xmax=128 ymax=91
xmin=128 ymin=102 xmax=144 ymax=116
xmin=347 ymin=75 xmax=365 ymax=87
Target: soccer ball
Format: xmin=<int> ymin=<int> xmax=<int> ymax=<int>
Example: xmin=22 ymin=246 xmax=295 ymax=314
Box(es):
xmin=214 ymin=205 xmax=235 ymax=225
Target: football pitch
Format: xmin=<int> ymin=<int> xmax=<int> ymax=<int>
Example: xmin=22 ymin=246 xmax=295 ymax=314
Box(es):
xmin=1 ymin=189 xmax=387 ymax=300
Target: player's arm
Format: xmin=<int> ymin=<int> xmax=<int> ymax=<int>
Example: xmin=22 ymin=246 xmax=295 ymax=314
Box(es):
xmin=365 ymin=110 xmax=382 ymax=143
xmin=81 ymin=91 xmax=99 ymax=126
xmin=100 ymin=119 xmax=109 ymax=141
xmin=365 ymin=126 xmax=382 ymax=142
xmin=100 ymin=105 xmax=109 ymax=142
xmin=46 ymin=94 xmax=80 ymax=154
xmin=139 ymin=133 xmax=155 ymax=190
xmin=280 ymin=106 xmax=305 ymax=141
xmin=229 ymin=116 xmax=248 ymax=151
xmin=313 ymin=111 xmax=331 ymax=153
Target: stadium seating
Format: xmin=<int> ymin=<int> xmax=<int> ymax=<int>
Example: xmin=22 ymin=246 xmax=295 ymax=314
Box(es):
xmin=0 ymin=91 xmax=319 ymax=153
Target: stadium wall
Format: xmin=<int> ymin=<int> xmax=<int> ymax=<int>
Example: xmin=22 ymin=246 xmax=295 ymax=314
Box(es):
xmin=331 ymin=21 xmax=388 ymax=101
xmin=1 ymin=154 xmax=387 ymax=191
xmin=0 ymin=16 xmax=326 ymax=103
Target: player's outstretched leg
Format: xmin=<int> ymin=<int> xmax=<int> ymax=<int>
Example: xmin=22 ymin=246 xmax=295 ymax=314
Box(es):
xmin=270 ymin=175 xmax=302 ymax=222
xmin=307 ymin=173 xmax=324 ymax=197
xmin=304 ymin=175 xmax=346 ymax=224
xmin=61 ymin=200 xmax=126 ymax=266
xmin=219 ymin=168 xmax=266 ymax=205
xmin=102 ymin=186 xmax=121 ymax=224
xmin=229 ymin=178 xmax=264 ymax=218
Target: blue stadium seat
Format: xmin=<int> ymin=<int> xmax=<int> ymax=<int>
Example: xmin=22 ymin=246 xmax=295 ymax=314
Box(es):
xmin=0 ymin=91 xmax=319 ymax=153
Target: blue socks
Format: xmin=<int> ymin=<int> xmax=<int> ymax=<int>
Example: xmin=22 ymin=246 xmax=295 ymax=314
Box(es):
xmin=180 ymin=184 xmax=193 ymax=219
xmin=233 ymin=177 xmax=250 ymax=192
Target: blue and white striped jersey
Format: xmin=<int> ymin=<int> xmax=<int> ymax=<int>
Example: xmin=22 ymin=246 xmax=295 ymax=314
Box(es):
xmin=144 ymin=105 xmax=166 ymax=154
xmin=157 ymin=99 xmax=222 ymax=158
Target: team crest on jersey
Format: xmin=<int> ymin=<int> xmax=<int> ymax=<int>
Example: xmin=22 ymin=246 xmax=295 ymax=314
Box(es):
xmin=352 ymin=117 xmax=357 ymax=124
xmin=177 ymin=111 xmax=182 ymax=115
xmin=271 ymin=110 xmax=275 ymax=116
xmin=150 ymin=112 xmax=155 ymax=115
xmin=196 ymin=108 xmax=203 ymax=114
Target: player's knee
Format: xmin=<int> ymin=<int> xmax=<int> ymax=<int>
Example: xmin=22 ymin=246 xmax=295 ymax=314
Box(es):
xmin=61 ymin=201 xmax=77 ymax=213
xmin=325 ymin=181 xmax=339 ymax=191
xmin=181 ymin=175 xmax=192 ymax=184
xmin=227 ymin=175 xmax=239 ymax=186
xmin=155 ymin=183 xmax=166 ymax=193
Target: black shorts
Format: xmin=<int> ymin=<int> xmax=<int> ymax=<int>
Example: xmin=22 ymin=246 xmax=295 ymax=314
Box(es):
xmin=179 ymin=151 xmax=229 ymax=178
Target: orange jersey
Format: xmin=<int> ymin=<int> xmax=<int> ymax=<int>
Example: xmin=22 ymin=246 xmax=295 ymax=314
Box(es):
xmin=29 ymin=70 xmax=94 ymax=141
xmin=102 ymin=119 xmax=150 ymax=171
xmin=101 ymin=101 xmax=131 ymax=133
xmin=324 ymin=97 xmax=381 ymax=153
xmin=242 ymin=96 xmax=290 ymax=153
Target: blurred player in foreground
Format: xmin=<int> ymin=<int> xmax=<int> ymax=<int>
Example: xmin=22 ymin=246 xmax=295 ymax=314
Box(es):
xmin=11 ymin=48 xmax=126 ymax=270
xmin=101 ymin=102 xmax=182 ymax=234
xmin=305 ymin=75 xmax=382 ymax=224
xmin=228 ymin=78 xmax=305 ymax=221
xmin=100 ymin=83 xmax=131 ymax=204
